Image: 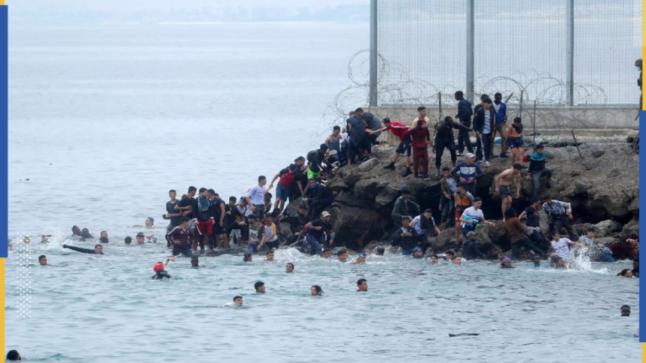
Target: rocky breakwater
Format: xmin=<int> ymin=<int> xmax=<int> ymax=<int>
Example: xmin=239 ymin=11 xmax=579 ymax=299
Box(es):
xmin=324 ymin=142 xmax=639 ymax=257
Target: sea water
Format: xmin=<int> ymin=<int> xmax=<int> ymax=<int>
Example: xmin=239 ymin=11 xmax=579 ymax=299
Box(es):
xmin=7 ymin=23 xmax=640 ymax=362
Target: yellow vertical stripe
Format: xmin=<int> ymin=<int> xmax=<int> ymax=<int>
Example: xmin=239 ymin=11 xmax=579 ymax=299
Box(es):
xmin=0 ymin=259 xmax=5 ymax=361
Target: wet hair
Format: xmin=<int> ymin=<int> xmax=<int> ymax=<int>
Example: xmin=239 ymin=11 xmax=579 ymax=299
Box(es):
xmin=441 ymin=166 xmax=451 ymax=172
xmin=337 ymin=249 xmax=348 ymax=256
xmin=482 ymin=97 xmax=492 ymax=104
xmin=431 ymin=254 xmax=439 ymax=259
xmin=417 ymin=106 xmax=426 ymax=112
xmin=423 ymin=209 xmax=433 ymax=214
xmin=621 ymin=305 xmax=631 ymax=316
xmin=454 ymin=90 xmax=464 ymax=99
xmin=229 ymin=196 xmax=237 ymax=202
xmin=355 ymin=107 xmax=364 ymax=113
xmin=311 ymin=285 xmax=323 ymax=295
xmin=617 ymin=269 xmax=632 ymax=277
xmin=198 ymin=187 xmax=207 ymax=194
xmin=124 ymin=236 xmax=132 ymax=244
xmin=6 ymin=350 xmax=20 ymax=361
xmin=356 ymin=278 xmax=367 ymax=286
xmin=258 ymin=175 xmax=266 ymax=182
xmin=473 ymin=197 xmax=482 ymax=203
xmin=254 ymin=281 xmax=265 ymax=290
xmin=243 ymin=253 xmax=252 ymax=262
xmin=286 ymin=262 xmax=294 ymax=269
xmin=446 ymin=250 xmax=456 ymax=258
xmin=233 ymin=295 xmax=242 ymax=302
xmin=188 ymin=186 xmax=197 ymax=193
xmin=494 ymin=92 xmax=502 ymax=99
xmin=294 ymin=156 xmax=306 ymax=163
xmin=266 ymin=249 xmax=274 ymax=256
xmin=513 ymin=163 xmax=524 ymax=170
xmin=207 ymin=189 xmax=216 ymax=196
xmin=333 ymin=125 xmax=341 ymax=131
xmin=169 ymin=189 xmax=176 ymax=194
xmin=38 ymin=255 xmax=46 ymax=261
xmin=383 ymin=118 xmax=391 ymax=124
xmin=375 ymin=247 xmax=385 ymax=255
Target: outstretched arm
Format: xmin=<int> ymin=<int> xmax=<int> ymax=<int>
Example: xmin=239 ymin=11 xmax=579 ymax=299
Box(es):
xmin=62 ymin=244 xmax=97 ymax=254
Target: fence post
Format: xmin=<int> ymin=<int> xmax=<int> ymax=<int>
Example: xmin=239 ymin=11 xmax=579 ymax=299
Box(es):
xmin=466 ymin=0 xmax=475 ymax=104
xmin=566 ymin=0 xmax=574 ymax=106
xmin=438 ymin=92 xmax=443 ymax=121
xmin=369 ymin=0 xmax=378 ymax=107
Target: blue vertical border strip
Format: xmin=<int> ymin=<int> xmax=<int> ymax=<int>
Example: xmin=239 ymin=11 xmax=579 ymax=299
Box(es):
xmin=0 ymin=4 xmax=7 ymax=259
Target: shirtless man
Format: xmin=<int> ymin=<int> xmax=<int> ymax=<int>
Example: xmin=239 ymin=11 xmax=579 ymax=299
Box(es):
xmin=494 ymin=163 xmax=523 ymax=219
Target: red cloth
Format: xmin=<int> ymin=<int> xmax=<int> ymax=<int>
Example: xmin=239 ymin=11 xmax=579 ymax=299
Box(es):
xmin=408 ymin=127 xmax=430 ymax=149
xmin=387 ymin=121 xmax=410 ymax=141
xmin=412 ymin=147 xmax=429 ymax=177
xmin=197 ymin=219 xmax=214 ymax=236
xmin=278 ymin=171 xmax=295 ymax=187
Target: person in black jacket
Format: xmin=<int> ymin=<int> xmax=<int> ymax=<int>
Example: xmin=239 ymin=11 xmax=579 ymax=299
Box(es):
xmin=473 ymin=96 xmax=495 ymax=163
xmin=63 ymin=243 xmax=103 ymax=254
xmin=454 ymin=91 xmax=473 ymax=155
xmin=434 ymin=116 xmax=472 ymax=176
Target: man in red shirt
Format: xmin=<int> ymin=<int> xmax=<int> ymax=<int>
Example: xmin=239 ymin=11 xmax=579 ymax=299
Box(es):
xmin=378 ymin=118 xmax=411 ymax=170
xmin=407 ymin=118 xmax=431 ymax=178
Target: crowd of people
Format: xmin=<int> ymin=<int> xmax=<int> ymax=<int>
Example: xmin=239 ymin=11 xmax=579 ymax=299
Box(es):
xmin=49 ymin=92 xmax=638 ymax=280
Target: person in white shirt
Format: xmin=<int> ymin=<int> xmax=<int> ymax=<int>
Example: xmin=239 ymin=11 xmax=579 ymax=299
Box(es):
xmin=410 ymin=209 xmax=441 ymax=238
xmin=246 ymin=175 xmax=267 ymax=220
xmin=460 ymin=197 xmax=494 ymax=238
xmin=550 ymin=231 xmax=575 ymax=268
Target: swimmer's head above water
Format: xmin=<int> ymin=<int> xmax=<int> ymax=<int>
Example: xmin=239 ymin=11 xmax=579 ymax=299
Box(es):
xmin=94 ymin=244 xmax=103 ymax=254
xmin=337 ymin=249 xmax=349 ymax=263
xmin=311 ymin=285 xmax=323 ymax=296
xmin=191 ymin=255 xmax=199 ymax=268
xmin=356 ymin=278 xmax=368 ymax=292
xmin=265 ymin=250 xmax=275 ymax=261
xmin=621 ymin=305 xmax=631 ymax=317
xmin=233 ymin=296 xmax=243 ymax=306
xmin=243 ymin=253 xmax=253 ymax=263
xmin=38 ymin=255 xmax=47 ymax=266
xmin=286 ymin=262 xmax=294 ymax=273
xmin=124 ymin=236 xmax=132 ymax=245
xmin=254 ymin=281 xmax=266 ymax=294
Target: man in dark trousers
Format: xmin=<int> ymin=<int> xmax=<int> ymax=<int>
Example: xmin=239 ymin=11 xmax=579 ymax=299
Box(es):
xmin=473 ymin=96 xmax=495 ymax=164
xmin=434 ymin=116 xmax=472 ymax=177
xmin=454 ymin=91 xmax=473 ymax=155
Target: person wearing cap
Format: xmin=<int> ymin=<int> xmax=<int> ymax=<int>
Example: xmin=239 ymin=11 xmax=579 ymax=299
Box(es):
xmin=494 ymin=163 xmax=524 ymax=220
xmin=454 ymin=91 xmax=474 ymax=155
xmin=473 ymin=96 xmax=495 ymax=165
xmin=527 ymin=144 xmax=551 ymax=201
xmin=391 ymin=186 xmax=420 ymax=225
xmin=452 ymin=153 xmax=482 ymax=195
xmin=304 ymin=211 xmax=333 ymax=255
xmin=406 ymin=115 xmax=431 ymax=178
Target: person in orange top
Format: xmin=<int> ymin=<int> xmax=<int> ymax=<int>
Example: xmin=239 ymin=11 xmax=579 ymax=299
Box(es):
xmin=453 ymin=185 xmax=474 ymax=242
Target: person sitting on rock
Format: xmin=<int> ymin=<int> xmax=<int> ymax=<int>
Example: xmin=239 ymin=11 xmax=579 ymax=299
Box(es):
xmin=410 ymin=209 xmax=441 ymax=241
xmin=454 ymin=185 xmax=474 ymax=242
xmin=525 ymin=144 xmax=551 ymax=201
xmin=378 ymin=118 xmax=411 ymax=171
xmin=391 ymin=216 xmax=422 ymax=255
xmin=494 ymin=163 xmax=524 ymax=220
xmin=459 ymin=197 xmax=494 ymax=239
xmin=504 ymin=208 xmax=545 ymax=258
xmin=578 ymin=227 xmax=614 ymax=262
xmin=391 ymin=186 xmax=420 ymax=226
xmin=452 ymin=153 xmax=481 ymax=195
xmin=542 ymin=197 xmax=576 ymax=240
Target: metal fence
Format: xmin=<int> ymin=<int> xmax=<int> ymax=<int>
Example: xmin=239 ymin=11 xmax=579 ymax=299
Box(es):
xmin=369 ymin=0 xmax=642 ymax=107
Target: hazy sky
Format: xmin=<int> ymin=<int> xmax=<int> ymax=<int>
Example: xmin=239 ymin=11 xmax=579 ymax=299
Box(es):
xmin=9 ymin=0 xmax=370 ymax=25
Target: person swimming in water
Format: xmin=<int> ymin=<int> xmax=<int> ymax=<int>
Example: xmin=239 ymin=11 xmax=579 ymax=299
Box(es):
xmin=233 ymin=296 xmax=243 ymax=306
xmin=152 ymin=259 xmax=172 ymax=280
xmin=286 ymin=262 xmax=294 ymax=273
xmin=63 ymin=243 xmax=103 ymax=254
xmin=311 ymin=285 xmax=323 ymax=296
xmin=617 ymin=269 xmax=634 ymax=278
xmin=254 ymin=281 xmax=266 ymax=294
xmin=621 ymin=305 xmax=631 ymax=317
xmin=357 ymin=278 xmax=368 ymax=292
xmin=38 ymin=255 xmax=47 ymax=266
xmin=265 ymin=249 xmax=275 ymax=262
xmin=5 ymin=350 xmax=21 ymax=361
xmin=99 ymin=230 xmax=109 ymax=243
xmin=243 ymin=252 xmax=253 ymax=263
xmin=337 ymin=249 xmax=349 ymax=263
xmin=124 ymin=236 xmax=132 ymax=245
xmin=500 ymin=256 xmax=513 ymax=268
xmin=191 ymin=255 xmax=199 ymax=268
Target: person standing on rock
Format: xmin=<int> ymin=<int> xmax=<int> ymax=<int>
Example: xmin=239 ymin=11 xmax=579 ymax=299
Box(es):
xmin=346 ymin=112 xmax=369 ymax=164
xmin=491 ymin=92 xmax=508 ymax=158
xmin=407 ymin=117 xmax=431 ymax=178
xmin=434 ymin=116 xmax=472 ymax=177
xmin=506 ymin=117 xmax=525 ymax=165
xmin=391 ymin=186 xmax=421 ymax=225
xmin=526 ymin=144 xmax=551 ymax=201
xmin=379 ymin=118 xmax=411 ymax=171
xmin=542 ymin=197 xmax=575 ymax=240
xmin=473 ymin=96 xmax=495 ymax=165
xmin=494 ymin=163 xmax=524 ymax=220
xmin=454 ymin=91 xmax=474 ymax=155
xmin=452 ymin=153 xmax=481 ymax=195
